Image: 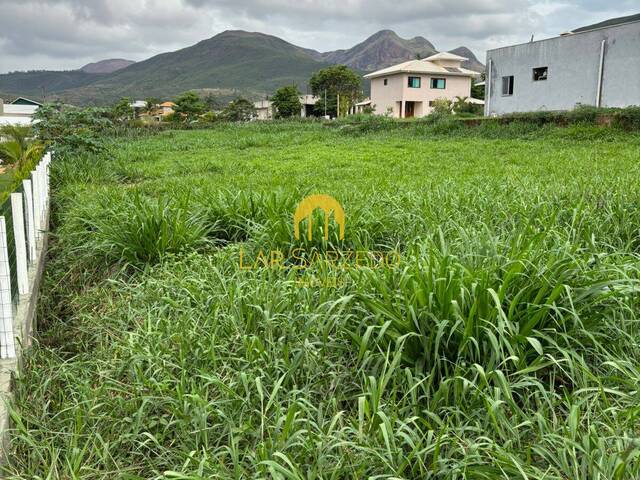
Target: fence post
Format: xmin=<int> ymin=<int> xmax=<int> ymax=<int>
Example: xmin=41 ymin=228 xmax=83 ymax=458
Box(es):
xmin=39 ymin=162 xmax=47 ymax=224
xmin=45 ymin=155 xmax=51 ymax=216
xmin=22 ymin=180 xmax=37 ymax=264
xmin=31 ymin=169 xmax=41 ymax=240
xmin=10 ymin=193 xmax=29 ymax=295
xmin=0 ymin=218 xmax=15 ymax=359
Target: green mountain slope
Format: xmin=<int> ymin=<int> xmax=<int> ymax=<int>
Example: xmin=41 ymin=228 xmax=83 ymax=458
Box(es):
xmin=0 ymin=70 xmax=100 ymax=103
xmin=61 ymin=31 xmax=331 ymax=105
xmin=80 ymin=59 xmax=136 ymax=74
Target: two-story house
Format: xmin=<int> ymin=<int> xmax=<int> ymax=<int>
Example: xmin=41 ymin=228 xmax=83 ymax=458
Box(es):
xmin=364 ymin=52 xmax=479 ymax=118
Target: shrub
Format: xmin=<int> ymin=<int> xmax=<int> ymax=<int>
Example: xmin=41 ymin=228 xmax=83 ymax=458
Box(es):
xmin=361 ymin=104 xmax=375 ymax=114
xmin=222 ymin=98 xmax=256 ymax=122
xmin=32 ymin=103 xmax=113 ymax=157
xmin=271 ymin=86 xmax=302 ymax=118
xmin=430 ymin=98 xmax=453 ymax=115
xmin=174 ymin=91 xmax=207 ymax=120
xmin=612 ymin=106 xmax=640 ymax=130
xmin=86 ymin=194 xmax=213 ymax=266
xmin=452 ymin=96 xmax=483 ymax=116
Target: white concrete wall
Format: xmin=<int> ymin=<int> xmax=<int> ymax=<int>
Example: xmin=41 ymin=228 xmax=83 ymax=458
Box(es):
xmin=4 ymin=105 xmax=38 ymax=116
xmin=486 ymin=20 xmax=640 ymax=115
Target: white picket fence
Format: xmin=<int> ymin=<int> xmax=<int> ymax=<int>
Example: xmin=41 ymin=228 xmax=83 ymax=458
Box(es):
xmin=0 ymin=152 xmax=50 ymax=359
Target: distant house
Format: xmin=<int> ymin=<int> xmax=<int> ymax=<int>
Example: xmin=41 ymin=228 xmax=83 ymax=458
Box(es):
xmin=159 ymin=101 xmax=176 ymax=116
xmin=354 ymin=99 xmax=372 ymax=114
xmin=364 ymin=52 xmax=480 ymax=118
xmin=485 ymin=14 xmax=640 ymax=115
xmin=130 ymin=100 xmax=148 ymax=110
xmin=254 ymin=100 xmax=273 ymax=120
xmin=253 ymin=95 xmax=320 ymax=120
xmin=0 ymin=98 xmax=40 ymax=126
xmin=10 ymin=97 xmax=42 ymax=107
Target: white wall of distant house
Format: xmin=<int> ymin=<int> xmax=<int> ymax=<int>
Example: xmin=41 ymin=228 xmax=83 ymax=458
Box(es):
xmin=0 ymin=116 xmax=32 ymax=126
xmin=3 ymin=105 xmax=38 ymax=115
xmin=0 ymin=104 xmax=39 ymax=126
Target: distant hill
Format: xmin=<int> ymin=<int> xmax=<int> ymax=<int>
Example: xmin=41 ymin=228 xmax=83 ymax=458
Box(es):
xmin=448 ymin=47 xmax=485 ymax=72
xmin=0 ymin=70 xmax=99 ymax=103
xmin=0 ymin=29 xmax=484 ymax=105
xmin=571 ymin=13 xmax=640 ymax=33
xmin=81 ymin=59 xmax=135 ymax=74
xmin=58 ymin=31 xmax=331 ymax=105
xmin=316 ymin=30 xmax=437 ymax=71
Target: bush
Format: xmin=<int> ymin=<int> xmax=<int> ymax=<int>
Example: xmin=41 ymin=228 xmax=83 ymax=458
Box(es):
xmin=86 ymin=194 xmax=213 ymax=266
xmin=222 ymin=98 xmax=256 ymax=122
xmin=452 ymin=96 xmax=483 ymax=116
xmin=33 ymin=104 xmax=113 ymax=157
xmin=612 ymin=106 xmax=640 ymax=130
xmin=271 ymin=85 xmax=302 ymax=119
xmin=361 ymin=104 xmax=375 ymax=114
xmin=430 ymin=98 xmax=453 ymax=115
xmin=174 ymin=91 xmax=207 ymax=120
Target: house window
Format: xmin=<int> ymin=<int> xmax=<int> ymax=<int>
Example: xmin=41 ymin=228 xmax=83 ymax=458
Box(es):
xmin=408 ymin=76 xmax=421 ymax=88
xmin=502 ymin=76 xmax=514 ymax=96
xmin=533 ymin=67 xmax=548 ymax=81
xmin=383 ymin=79 xmax=388 ymax=86
xmin=430 ymin=78 xmax=446 ymax=89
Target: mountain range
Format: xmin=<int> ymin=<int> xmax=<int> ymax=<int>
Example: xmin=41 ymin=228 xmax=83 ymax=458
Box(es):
xmin=80 ymin=59 xmax=136 ymax=74
xmin=0 ymin=30 xmax=484 ymax=106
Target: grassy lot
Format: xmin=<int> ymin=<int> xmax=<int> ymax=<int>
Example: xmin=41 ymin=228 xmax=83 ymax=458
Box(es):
xmin=5 ymin=122 xmax=640 ymax=478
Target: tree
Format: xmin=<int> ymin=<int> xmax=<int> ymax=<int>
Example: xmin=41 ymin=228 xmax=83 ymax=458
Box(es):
xmin=271 ymin=86 xmax=302 ymax=118
xmin=112 ymin=97 xmax=134 ymax=121
xmin=452 ymin=96 xmax=482 ymax=115
xmin=271 ymin=85 xmax=302 ymax=118
xmin=471 ymin=72 xmax=485 ymax=100
xmin=144 ymin=97 xmax=160 ymax=114
xmin=0 ymin=125 xmax=45 ymax=173
xmin=223 ymin=98 xmax=256 ymax=122
xmin=203 ymin=93 xmax=222 ymax=111
xmin=174 ymin=91 xmax=206 ymax=119
xmin=309 ymin=65 xmax=361 ymax=118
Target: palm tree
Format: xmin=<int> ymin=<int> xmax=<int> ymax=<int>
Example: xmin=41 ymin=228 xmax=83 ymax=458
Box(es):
xmin=454 ymin=96 xmax=469 ymax=107
xmin=0 ymin=125 xmax=45 ymax=173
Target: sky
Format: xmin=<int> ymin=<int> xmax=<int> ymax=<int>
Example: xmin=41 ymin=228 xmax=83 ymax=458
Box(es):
xmin=0 ymin=0 xmax=638 ymax=73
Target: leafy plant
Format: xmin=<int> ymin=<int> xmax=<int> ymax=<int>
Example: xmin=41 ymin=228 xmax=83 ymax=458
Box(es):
xmin=86 ymin=193 xmax=213 ymax=266
xmin=452 ymin=95 xmax=483 ymax=115
xmin=0 ymin=125 xmax=45 ymax=172
xmin=174 ymin=91 xmax=207 ymax=120
xmin=222 ymin=97 xmax=256 ymax=121
xmin=430 ymin=97 xmax=453 ymax=115
xmin=111 ymin=97 xmax=135 ymax=121
xmin=32 ymin=103 xmax=113 ymax=157
xmin=309 ymin=65 xmax=361 ymax=117
xmin=271 ymin=85 xmax=302 ymax=118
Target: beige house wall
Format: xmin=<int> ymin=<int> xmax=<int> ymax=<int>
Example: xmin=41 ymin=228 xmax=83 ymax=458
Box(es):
xmin=370 ymin=75 xmax=405 ymax=117
xmin=370 ymin=73 xmax=473 ymax=118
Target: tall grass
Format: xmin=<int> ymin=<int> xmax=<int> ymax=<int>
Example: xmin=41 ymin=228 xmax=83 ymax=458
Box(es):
xmin=4 ymin=122 xmax=640 ymax=479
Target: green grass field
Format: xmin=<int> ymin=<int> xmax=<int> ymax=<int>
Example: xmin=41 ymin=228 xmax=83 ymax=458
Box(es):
xmin=5 ymin=122 xmax=640 ymax=479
